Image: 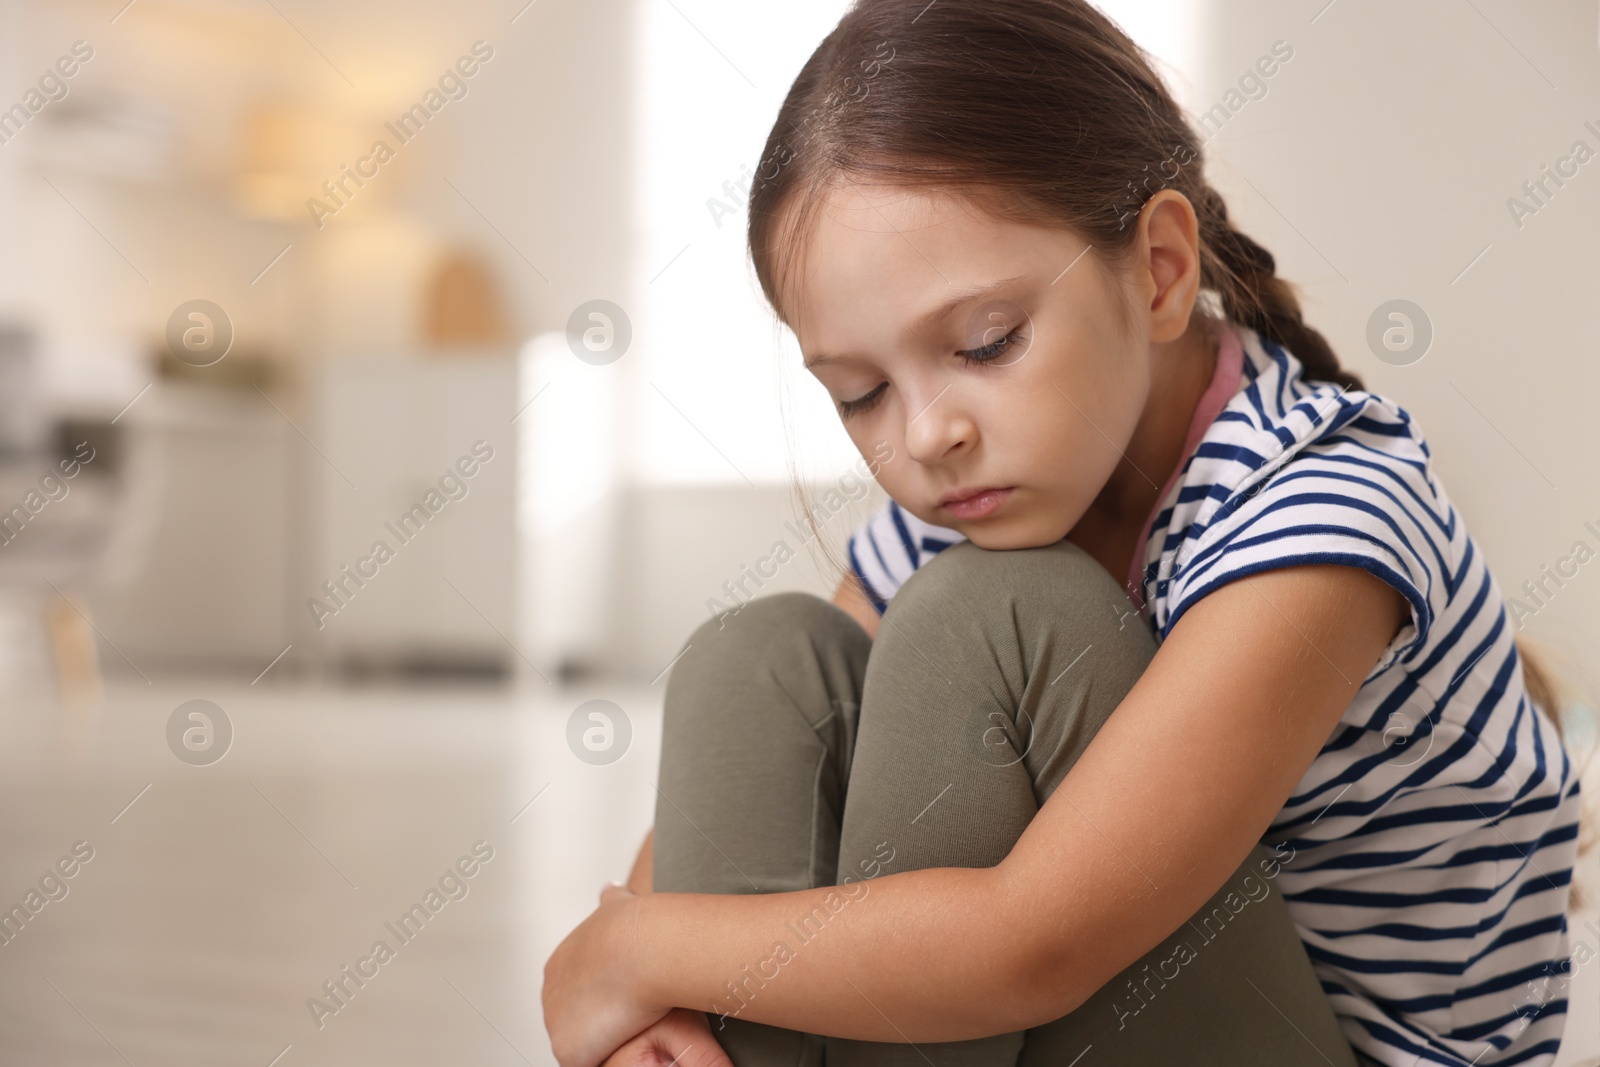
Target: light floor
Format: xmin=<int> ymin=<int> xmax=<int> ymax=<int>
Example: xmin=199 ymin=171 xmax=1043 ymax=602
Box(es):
xmin=0 ymin=677 xmax=1595 ymax=1065
xmin=0 ymin=675 xmax=661 ymax=1065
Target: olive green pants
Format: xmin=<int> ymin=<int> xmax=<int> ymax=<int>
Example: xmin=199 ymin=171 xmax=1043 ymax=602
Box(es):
xmin=654 ymin=538 xmax=1359 ymax=1066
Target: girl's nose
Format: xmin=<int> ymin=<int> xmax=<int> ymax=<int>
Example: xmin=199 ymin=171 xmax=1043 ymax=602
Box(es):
xmin=902 ymin=384 xmax=975 ymax=464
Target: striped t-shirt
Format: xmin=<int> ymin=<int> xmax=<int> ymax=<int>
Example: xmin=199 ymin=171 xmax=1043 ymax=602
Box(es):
xmin=845 ymin=321 xmax=1584 ymax=1067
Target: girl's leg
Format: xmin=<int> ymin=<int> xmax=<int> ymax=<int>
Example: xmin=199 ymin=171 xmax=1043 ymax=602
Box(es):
xmin=653 ymin=590 xmax=872 ymax=1067
xmin=652 ymin=540 xmax=1360 ymax=1067
xmin=826 ymin=538 xmax=1359 ymax=1067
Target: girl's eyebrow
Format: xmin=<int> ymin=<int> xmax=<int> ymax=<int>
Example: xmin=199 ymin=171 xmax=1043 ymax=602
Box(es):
xmin=802 ymin=273 xmax=1030 ymax=370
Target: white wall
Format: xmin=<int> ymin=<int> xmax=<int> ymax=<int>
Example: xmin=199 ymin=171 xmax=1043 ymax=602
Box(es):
xmin=1199 ymin=0 xmax=1600 ymax=697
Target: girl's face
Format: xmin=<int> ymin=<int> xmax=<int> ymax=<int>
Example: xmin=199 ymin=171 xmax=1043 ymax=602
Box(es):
xmin=783 ymin=181 xmax=1162 ymax=550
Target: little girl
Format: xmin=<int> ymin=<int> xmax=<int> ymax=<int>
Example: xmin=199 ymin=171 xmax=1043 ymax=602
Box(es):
xmin=545 ymin=2 xmax=1588 ymax=1065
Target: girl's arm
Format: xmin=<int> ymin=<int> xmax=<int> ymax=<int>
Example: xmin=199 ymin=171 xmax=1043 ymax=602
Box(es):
xmin=597 ymin=836 xmax=736 ymax=1067
xmin=546 ymin=562 xmax=1406 ymax=1066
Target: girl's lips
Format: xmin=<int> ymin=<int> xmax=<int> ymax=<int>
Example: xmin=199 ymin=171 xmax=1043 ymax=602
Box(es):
xmin=940 ymin=487 xmax=1013 ymax=520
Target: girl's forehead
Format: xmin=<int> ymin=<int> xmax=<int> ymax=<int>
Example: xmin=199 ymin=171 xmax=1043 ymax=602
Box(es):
xmin=778 ymin=184 xmax=1011 ymax=315
xmin=778 ymin=182 xmax=1078 ymax=334
xmin=806 ymin=181 xmax=1005 ymax=247
xmin=818 ymin=181 xmax=967 ymax=224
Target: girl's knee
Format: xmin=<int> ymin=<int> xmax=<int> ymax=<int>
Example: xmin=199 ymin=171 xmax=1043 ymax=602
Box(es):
xmin=885 ymin=539 xmax=1151 ymax=654
xmin=687 ymin=590 xmax=864 ymax=654
xmin=842 ymin=544 xmax=1158 ymax=851
xmin=668 ymin=592 xmax=871 ymax=729
xmin=663 ymin=591 xmax=866 ymax=799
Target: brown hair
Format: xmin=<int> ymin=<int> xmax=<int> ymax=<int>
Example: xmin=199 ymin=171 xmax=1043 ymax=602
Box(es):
xmin=747 ymin=0 xmax=1360 ymax=393
xmin=748 ymin=0 xmax=1590 ymax=883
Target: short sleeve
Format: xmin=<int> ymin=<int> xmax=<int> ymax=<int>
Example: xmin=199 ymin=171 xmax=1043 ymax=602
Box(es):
xmin=1162 ymin=417 xmax=1453 ymax=679
xmin=845 ymin=499 xmax=965 ymax=615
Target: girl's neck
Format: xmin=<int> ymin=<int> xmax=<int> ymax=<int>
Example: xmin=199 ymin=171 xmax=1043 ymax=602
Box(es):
xmin=1067 ymin=317 xmax=1221 ymax=583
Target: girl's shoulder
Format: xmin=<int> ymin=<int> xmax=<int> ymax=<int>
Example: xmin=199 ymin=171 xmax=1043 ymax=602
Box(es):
xmin=1153 ymin=326 xmax=1459 ymax=675
xmin=1164 ymin=329 xmax=1439 ymax=560
xmin=1209 ymin=324 xmax=1434 ymax=497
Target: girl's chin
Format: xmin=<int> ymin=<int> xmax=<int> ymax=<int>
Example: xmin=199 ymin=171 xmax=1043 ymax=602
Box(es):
xmin=958 ymin=514 xmax=1072 ymax=552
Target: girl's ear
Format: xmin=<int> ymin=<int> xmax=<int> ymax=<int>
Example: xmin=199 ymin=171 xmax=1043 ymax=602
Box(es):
xmin=1135 ymin=189 xmax=1204 ymax=345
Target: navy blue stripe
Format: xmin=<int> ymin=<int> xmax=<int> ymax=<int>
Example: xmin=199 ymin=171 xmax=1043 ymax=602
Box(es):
xmin=1288 ymin=452 xmax=1451 ymax=537
xmin=1257 ymin=333 xmax=1293 ymax=419
xmin=886 ymin=501 xmax=920 ymax=571
xmin=1179 ymin=521 xmax=1421 ymax=608
xmin=862 ymin=520 xmax=893 ymax=584
xmin=1495 ymin=1039 xmax=1566 ymax=1066
xmin=1319 ymin=429 xmax=1432 ymax=480
xmin=1451 ymin=998 xmax=1568 ymax=1042
xmin=1350 ymin=413 xmax=1415 ymax=437
xmin=1186 ymin=482 xmax=1448 ymax=587
xmin=1344 ymin=1012 xmax=1477 ymax=1064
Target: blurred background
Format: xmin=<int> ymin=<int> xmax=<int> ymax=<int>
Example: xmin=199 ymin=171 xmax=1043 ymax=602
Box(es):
xmin=0 ymin=0 xmax=1595 ymax=1062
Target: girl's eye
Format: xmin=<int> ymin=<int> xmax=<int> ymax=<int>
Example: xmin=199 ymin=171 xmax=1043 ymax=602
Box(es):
xmin=959 ymin=326 xmax=1025 ymax=365
xmin=834 ymin=324 xmax=1024 ymax=419
xmin=838 ymin=381 xmax=886 ymax=419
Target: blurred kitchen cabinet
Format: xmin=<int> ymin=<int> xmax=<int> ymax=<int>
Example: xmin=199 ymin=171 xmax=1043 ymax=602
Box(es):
xmin=307 ymin=351 xmax=517 ymax=676
xmin=90 ymin=382 xmax=294 ymax=670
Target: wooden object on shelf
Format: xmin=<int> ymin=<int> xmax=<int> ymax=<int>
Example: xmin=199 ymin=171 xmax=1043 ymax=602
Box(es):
xmin=45 ymin=590 xmax=102 ymax=709
xmin=422 ymin=250 xmax=512 ymax=350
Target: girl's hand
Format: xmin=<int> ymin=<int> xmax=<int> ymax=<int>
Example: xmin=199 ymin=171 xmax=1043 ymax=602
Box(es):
xmin=600 ymin=1008 xmax=734 ymax=1067
xmin=544 ymin=882 xmax=670 ymax=1067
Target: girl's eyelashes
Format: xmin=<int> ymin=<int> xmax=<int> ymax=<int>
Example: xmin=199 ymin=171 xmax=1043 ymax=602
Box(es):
xmin=838 ymin=381 xmax=887 ymax=419
xmin=834 ymin=325 xmax=1026 ymax=419
xmin=958 ymin=325 xmax=1025 ymax=365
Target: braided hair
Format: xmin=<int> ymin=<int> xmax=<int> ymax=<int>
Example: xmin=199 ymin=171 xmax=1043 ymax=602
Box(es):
xmin=1194 ymin=186 xmax=1364 ymax=392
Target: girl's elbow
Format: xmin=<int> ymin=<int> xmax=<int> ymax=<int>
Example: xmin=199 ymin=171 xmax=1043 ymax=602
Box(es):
xmin=1008 ymin=941 xmax=1094 ymax=1025
xmin=989 ymin=868 xmax=1095 ymax=1024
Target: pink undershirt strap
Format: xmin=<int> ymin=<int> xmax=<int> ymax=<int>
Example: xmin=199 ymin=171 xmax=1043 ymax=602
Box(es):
xmin=1123 ymin=322 xmax=1245 ymax=612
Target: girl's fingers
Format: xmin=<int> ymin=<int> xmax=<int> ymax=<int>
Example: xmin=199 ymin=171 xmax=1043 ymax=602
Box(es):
xmin=654 ymin=1008 xmax=734 ymax=1067
xmin=595 ymin=1009 xmax=730 ymax=1067
xmin=596 ymin=1031 xmax=658 ymax=1067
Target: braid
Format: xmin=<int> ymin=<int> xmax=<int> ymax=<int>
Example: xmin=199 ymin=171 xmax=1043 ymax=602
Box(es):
xmin=1194 ymin=186 xmax=1365 ymax=393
